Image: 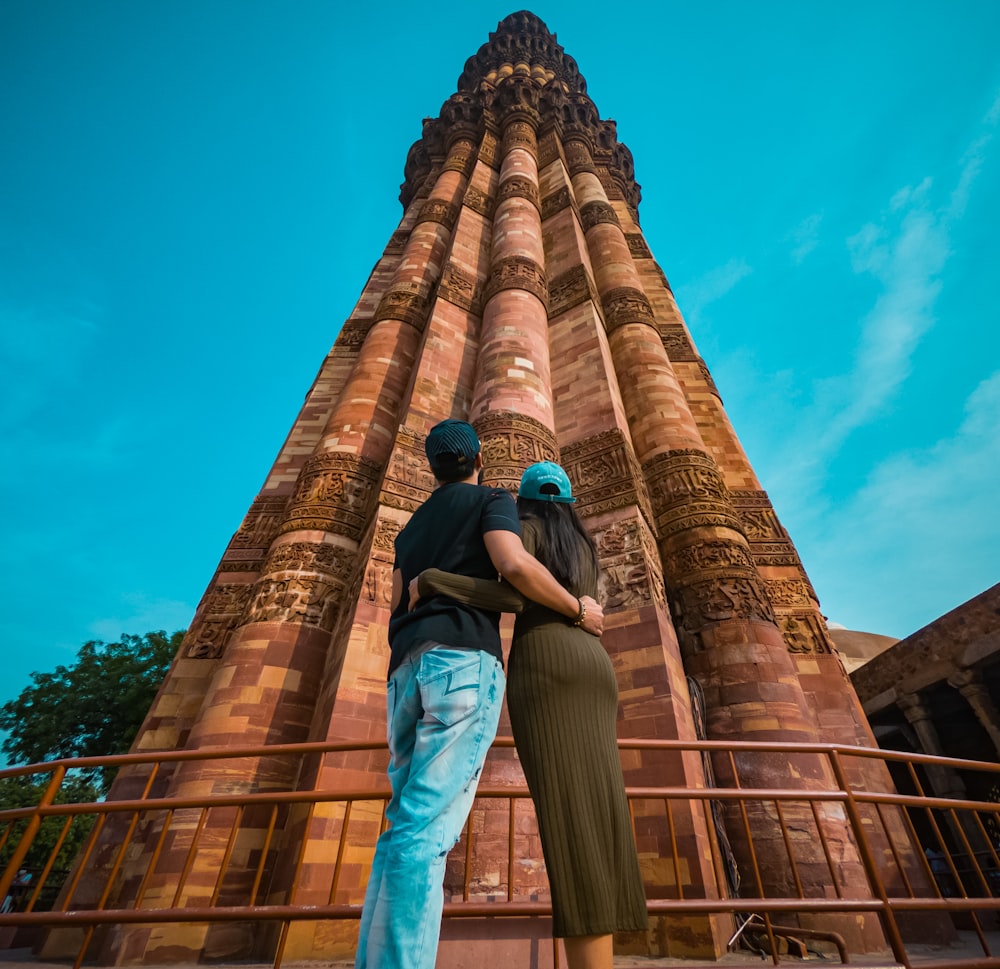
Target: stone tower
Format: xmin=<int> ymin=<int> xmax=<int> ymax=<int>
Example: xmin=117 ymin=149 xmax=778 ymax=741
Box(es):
xmin=71 ymin=10 xmax=912 ymax=965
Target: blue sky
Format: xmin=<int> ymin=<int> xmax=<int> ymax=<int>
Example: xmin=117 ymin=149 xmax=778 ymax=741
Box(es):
xmin=2 ymin=1 xmax=998 ymax=723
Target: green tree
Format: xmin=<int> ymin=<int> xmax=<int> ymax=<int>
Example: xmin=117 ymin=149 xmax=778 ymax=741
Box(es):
xmin=0 ymin=630 xmax=184 ymax=787
xmin=0 ymin=772 xmax=101 ymax=879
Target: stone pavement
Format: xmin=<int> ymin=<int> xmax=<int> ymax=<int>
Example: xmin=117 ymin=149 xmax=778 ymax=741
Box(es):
xmin=0 ymin=931 xmax=1000 ymax=969
xmin=1 ymin=933 xmax=998 ymax=968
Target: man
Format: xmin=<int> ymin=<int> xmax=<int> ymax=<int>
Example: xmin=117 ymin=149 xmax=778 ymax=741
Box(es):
xmin=355 ymin=419 xmax=604 ymax=969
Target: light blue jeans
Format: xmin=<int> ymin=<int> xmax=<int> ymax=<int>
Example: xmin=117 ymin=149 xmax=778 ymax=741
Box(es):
xmin=355 ymin=643 xmax=505 ymax=969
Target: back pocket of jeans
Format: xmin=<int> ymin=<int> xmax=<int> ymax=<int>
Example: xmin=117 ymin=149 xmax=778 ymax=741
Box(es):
xmin=419 ymin=649 xmax=483 ymax=727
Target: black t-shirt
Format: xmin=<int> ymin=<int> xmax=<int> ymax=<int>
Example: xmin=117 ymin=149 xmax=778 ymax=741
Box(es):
xmin=388 ymin=482 xmax=521 ymax=676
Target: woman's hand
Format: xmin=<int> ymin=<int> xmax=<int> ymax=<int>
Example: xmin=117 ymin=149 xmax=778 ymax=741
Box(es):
xmin=408 ymin=575 xmax=422 ymax=611
xmin=578 ymin=595 xmax=604 ymax=636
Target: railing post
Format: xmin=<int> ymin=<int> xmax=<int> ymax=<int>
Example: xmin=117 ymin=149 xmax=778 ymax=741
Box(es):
xmin=0 ymin=764 xmax=66 ymax=897
xmin=827 ymin=749 xmax=910 ymax=968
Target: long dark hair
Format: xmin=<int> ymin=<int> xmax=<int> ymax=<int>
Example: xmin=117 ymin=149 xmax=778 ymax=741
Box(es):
xmin=516 ymin=497 xmax=599 ymax=591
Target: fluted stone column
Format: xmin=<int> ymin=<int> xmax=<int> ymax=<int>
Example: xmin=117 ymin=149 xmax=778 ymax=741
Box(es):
xmin=898 ymin=692 xmax=968 ymax=800
xmin=949 ymin=667 xmax=1000 ymax=759
xmin=472 ymin=78 xmax=559 ymax=485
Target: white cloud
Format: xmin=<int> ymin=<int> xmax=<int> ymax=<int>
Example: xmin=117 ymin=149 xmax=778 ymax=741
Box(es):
xmin=810 ymin=371 xmax=1000 ymax=635
xmin=776 ymin=90 xmax=998 ymax=481
xmin=788 ymin=213 xmax=823 ymax=264
xmin=678 ymin=258 xmax=752 ymax=324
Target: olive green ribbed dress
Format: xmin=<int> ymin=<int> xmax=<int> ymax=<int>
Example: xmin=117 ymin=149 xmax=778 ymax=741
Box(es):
xmin=418 ymin=521 xmax=648 ymax=938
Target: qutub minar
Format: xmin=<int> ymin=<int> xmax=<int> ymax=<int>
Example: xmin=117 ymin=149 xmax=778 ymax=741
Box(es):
xmin=48 ymin=11 xmax=932 ymax=966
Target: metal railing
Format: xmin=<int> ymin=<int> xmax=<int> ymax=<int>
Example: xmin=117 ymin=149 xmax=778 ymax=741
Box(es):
xmin=2 ymin=738 xmax=999 ymax=968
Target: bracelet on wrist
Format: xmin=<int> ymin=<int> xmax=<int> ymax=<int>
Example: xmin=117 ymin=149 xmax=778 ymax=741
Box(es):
xmin=571 ymin=598 xmax=586 ymax=627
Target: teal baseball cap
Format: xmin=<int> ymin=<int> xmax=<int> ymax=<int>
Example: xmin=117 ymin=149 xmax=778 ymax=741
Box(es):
xmin=519 ymin=461 xmax=576 ymax=503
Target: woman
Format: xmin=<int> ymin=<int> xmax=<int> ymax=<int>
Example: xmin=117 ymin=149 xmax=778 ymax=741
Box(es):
xmin=412 ymin=461 xmax=647 ymax=969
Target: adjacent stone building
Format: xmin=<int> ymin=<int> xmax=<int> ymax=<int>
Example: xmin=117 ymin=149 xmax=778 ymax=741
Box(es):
xmin=851 ymin=583 xmax=1000 ymax=801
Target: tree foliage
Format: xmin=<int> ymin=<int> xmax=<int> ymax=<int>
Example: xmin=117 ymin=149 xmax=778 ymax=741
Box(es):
xmin=0 ymin=630 xmax=184 ymax=781
xmin=0 ymin=772 xmax=101 ymax=880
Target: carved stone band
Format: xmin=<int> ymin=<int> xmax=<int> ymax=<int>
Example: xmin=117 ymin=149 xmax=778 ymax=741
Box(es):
xmin=381 ymin=428 xmax=437 ymax=513
xmin=481 ymin=254 xmax=548 ymax=308
xmin=601 ymin=286 xmax=656 ymax=334
xmin=437 ymin=264 xmax=480 ymax=314
xmin=643 ymin=449 xmax=745 ymax=538
xmin=464 ymin=186 xmax=496 ymax=219
xmin=625 ymin=233 xmax=652 ymax=259
xmin=548 ymin=264 xmax=598 ymax=318
xmin=580 ymin=200 xmax=620 ymax=231
xmin=563 ymin=139 xmax=596 ymax=176
xmin=497 ymin=175 xmax=541 ymax=211
xmin=282 ymin=453 xmax=382 ymax=542
xmin=474 ymin=410 xmax=558 ymax=492
xmin=372 ymin=288 xmax=431 ymax=331
xmin=561 ymin=428 xmax=654 ymax=525
xmin=501 ymin=119 xmax=538 ymax=155
xmin=333 ymin=319 xmax=372 ymax=352
xmin=415 ymin=198 xmax=459 ymax=230
xmin=537 ymin=129 xmax=562 ymax=170
xmin=660 ymin=324 xmax=698 ymax=362
xmin=541 ymin=186 xmax=573 ymax=220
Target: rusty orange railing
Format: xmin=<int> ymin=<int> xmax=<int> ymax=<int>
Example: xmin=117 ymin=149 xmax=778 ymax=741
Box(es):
xmin=2 ymin=739 xmax=1000 ymax=969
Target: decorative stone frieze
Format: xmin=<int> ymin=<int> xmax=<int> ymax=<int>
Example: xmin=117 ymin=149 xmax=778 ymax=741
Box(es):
xmin=464 ymin=186 xmax=496 ymax=219
xmin=537 ymin=128 xmax=563 ymax=169
xmin=381 ymin=427 xmax=437 ymax=512
xmin=625 ymin=233 xmax=652 ymax=259
xmin=494 ymin=77 xmax=542 ymax=132
xmin=282 ymin=454 xmax=382 ymax=540
xmin=361 ymin=517 xmax=404 ymax=607
xmin=698 ymin=360 xmax=721 ymax=399
xmin=333 ymin=319 xmax=372 ymax=352
xmin=264 ymin=541 xmax=356 ymax=582
xmin=671 ymin=574 xmax=777 ymax=637
xmin=474 ymin=411 xmax=558 ymax=492
xmin=547 ymin=264 xmax=598 ymax=318
xmin=561 ymin=429 xmax=654 ymax=527
xmin=478 ymin=128 xmax=499 ymax=170
xmin=437 ymin=264 xmax=480 ymax=314
xmin=642 ymin=449 xmax=746 ymax=538
xmin=670 ymin=540 xmax=757 ymax=578
xmin=579 ymin=200 xmax=620 ymax=231
xmin=563 ymin=139 xmax=596 ymax=176
xmin=481 ymin=254 xmax=548 ymax=308
xmin=601 ymin=286 xmax=656 ymax=335
xmin=728 ymin=490 xmax=804 ymax=568
xmin=184 ymin=583 xmax=255 ymax=659
xmin=497 ymin=175 xmax=541 ymax=210
xmin=765 ymin=578 xmax=815 ymax=609
xmin=501 ymin=118 xmax=538 ymax=154
xmin=779 ymin=612 xmax=835 ymax=654
xmin=660 ymin=324 xmax=698 ymax=362
xmin=597 ymin=168 xmax=624 ymax=200
xmin=415 ymin=198 xmax=459 ymax=230
xmin=372 ymin=286 xmax=431 ymax=331
xmin=244 ymin=572 xmax=346 ymax=631
xmin=594 ymin=516 xmax=667 ymax=611
xmin=229 ymin=496 xmax=290 ymax=550
xmin=383 ymin=230 xmax=409 ymax=254
xmin=541 ymin=186 xmax=573 ymax=220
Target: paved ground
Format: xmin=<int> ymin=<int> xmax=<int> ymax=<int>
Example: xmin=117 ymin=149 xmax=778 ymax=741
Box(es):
xmin=1 ymin=931 xmax=998 ymax=968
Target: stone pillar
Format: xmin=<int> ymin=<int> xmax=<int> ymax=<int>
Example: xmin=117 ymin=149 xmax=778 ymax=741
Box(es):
xmin=897 ymin=692 xmax=968 ymax=800
xmin=949 ymin=667 xmax=1000 ymax=759
xmin=472 ymin=76 xmax=559 ymax=482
